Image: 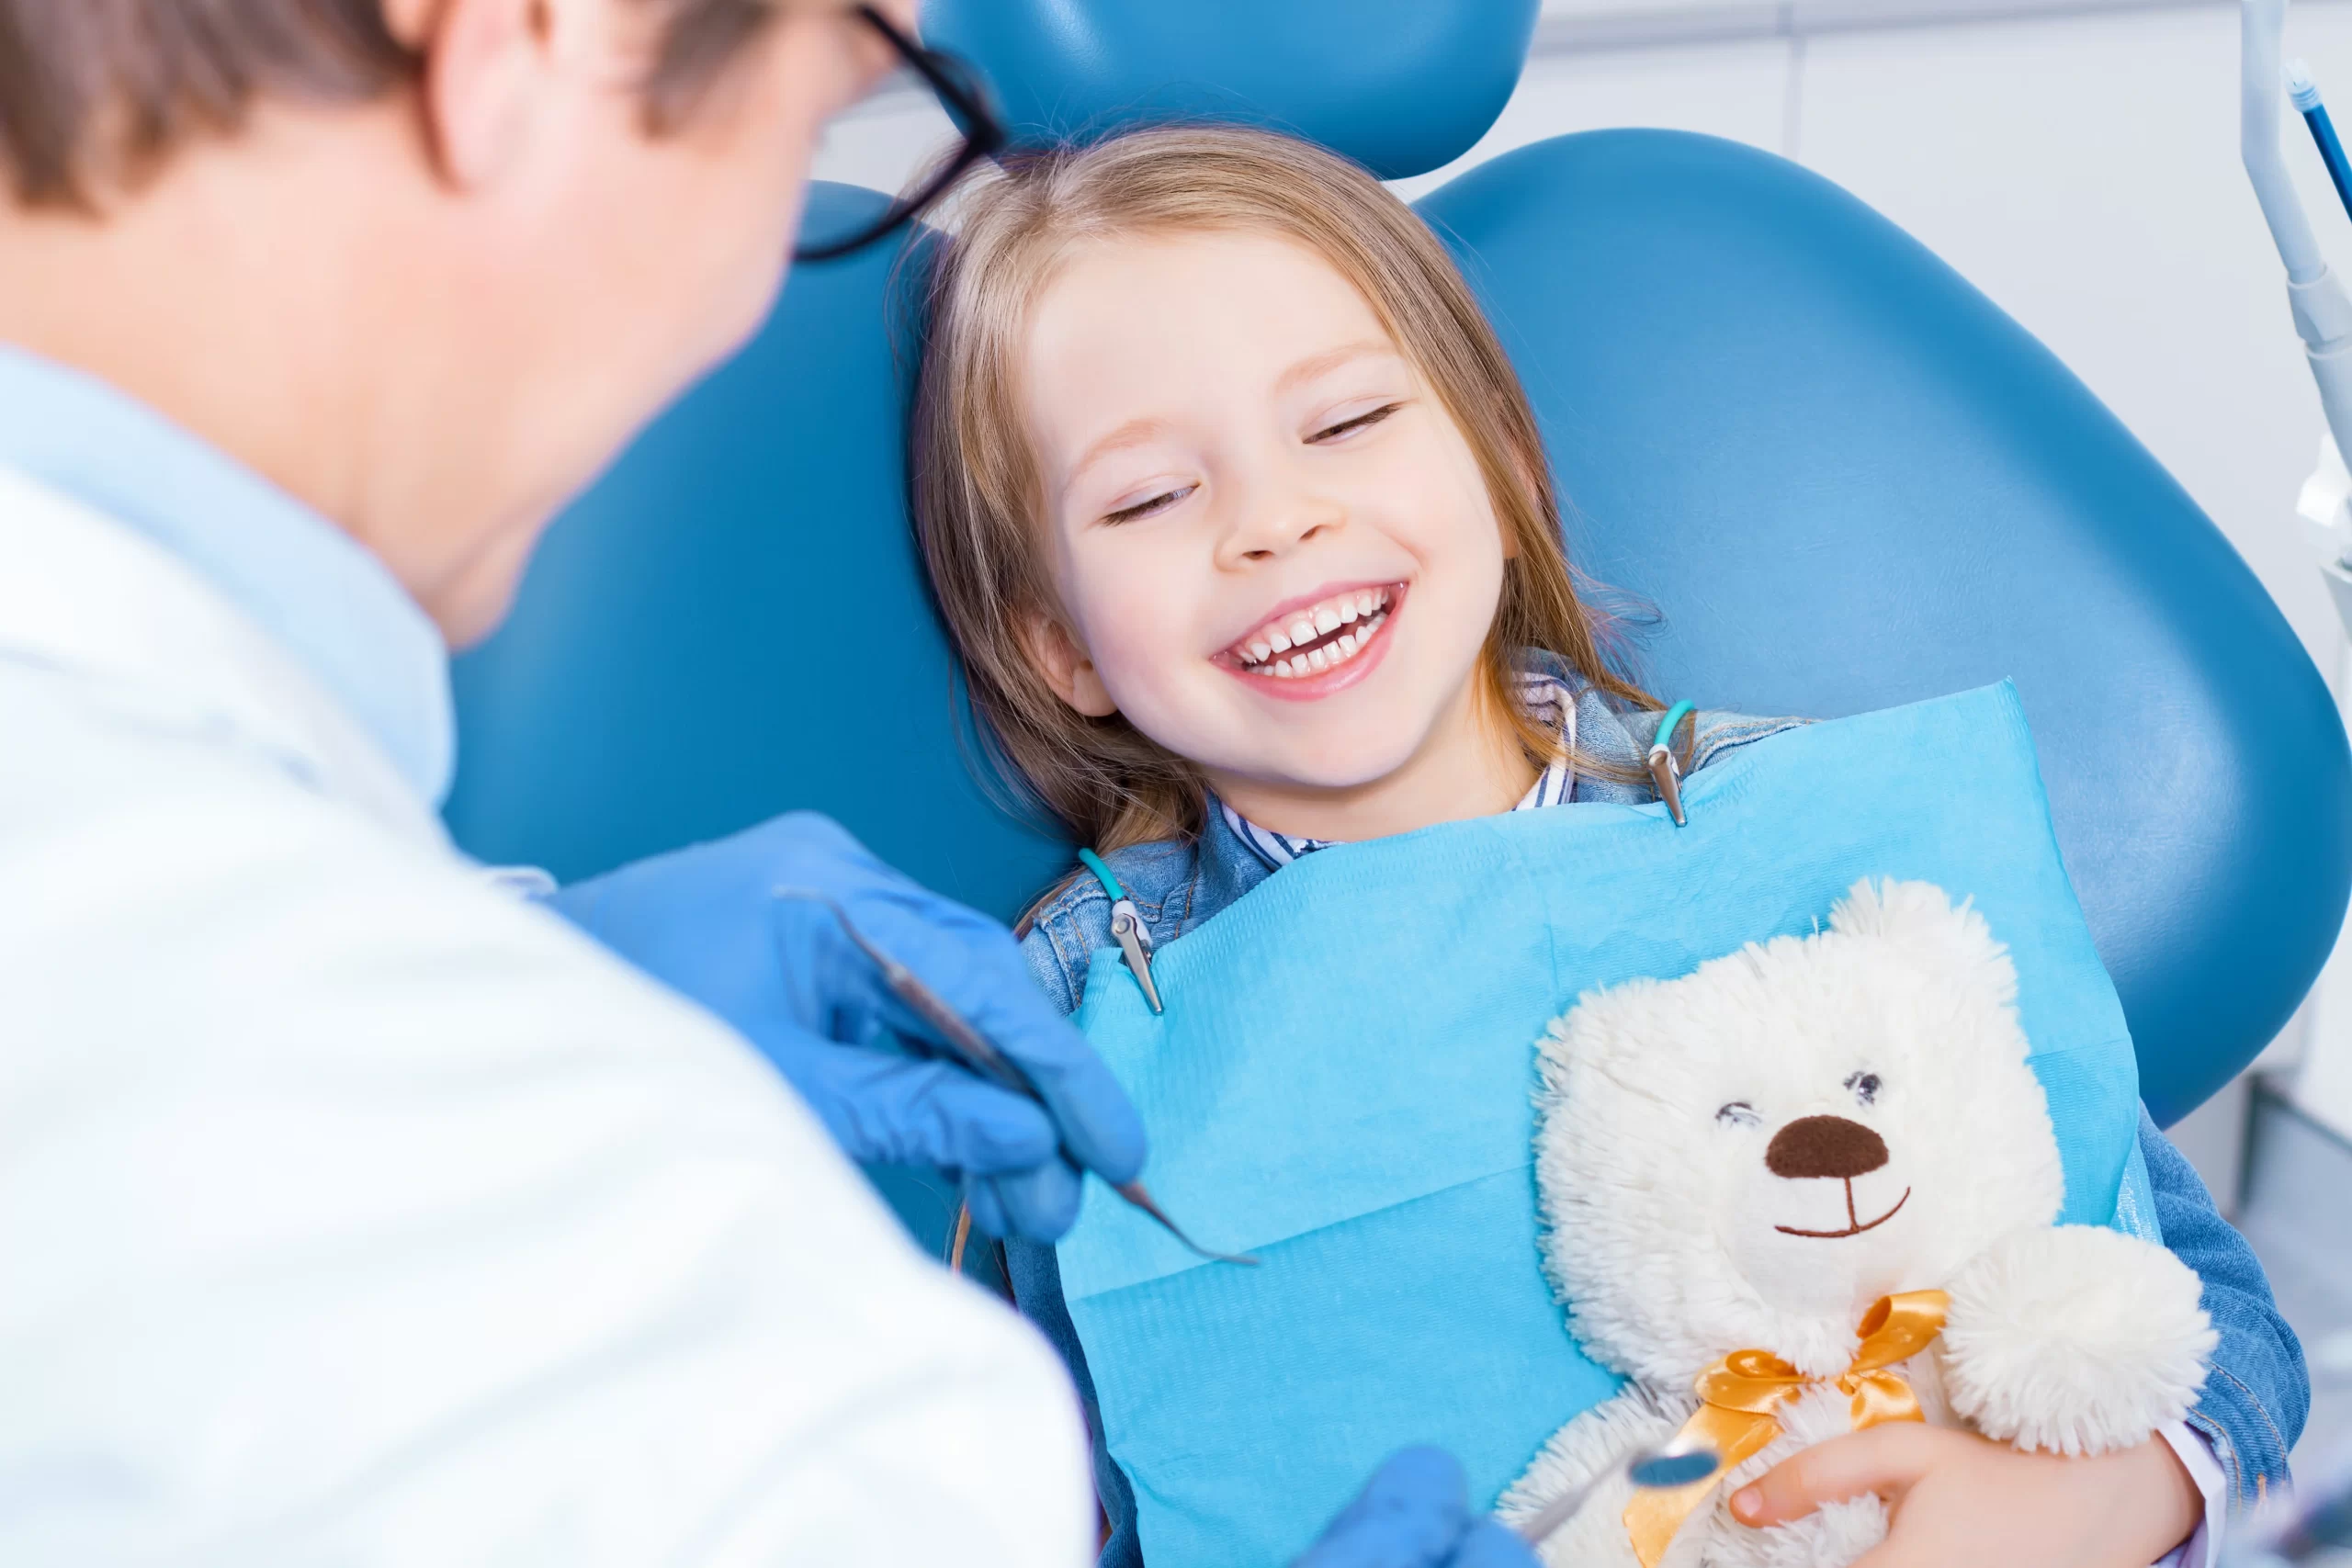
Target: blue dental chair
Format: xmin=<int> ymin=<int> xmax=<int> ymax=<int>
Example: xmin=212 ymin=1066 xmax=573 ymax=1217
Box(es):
xmin=444 ymin=0 xmax=2352 ymax=1262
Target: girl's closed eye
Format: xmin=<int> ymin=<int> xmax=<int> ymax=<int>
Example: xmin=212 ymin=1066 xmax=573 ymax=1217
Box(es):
xmin=1102 ymin=481 xmax=1197 ymax=525
xmin=1097 ymin=399 xmax=1404 ymax=524
xmin=1307 ymin=400 xmax=1404 ymax=446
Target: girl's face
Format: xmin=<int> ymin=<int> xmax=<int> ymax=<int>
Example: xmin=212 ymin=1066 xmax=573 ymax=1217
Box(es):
xmin=1018 ymin=229 xmax=1524 ymax=833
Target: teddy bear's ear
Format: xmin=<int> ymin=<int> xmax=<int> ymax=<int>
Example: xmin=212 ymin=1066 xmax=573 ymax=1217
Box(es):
xmin=1827 ymin=878 xmax=2018 ymax=999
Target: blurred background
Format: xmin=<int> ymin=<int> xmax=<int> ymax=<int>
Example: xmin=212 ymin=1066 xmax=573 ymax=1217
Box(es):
xmin=818 ymin=0 xmax=2352 ymax=1461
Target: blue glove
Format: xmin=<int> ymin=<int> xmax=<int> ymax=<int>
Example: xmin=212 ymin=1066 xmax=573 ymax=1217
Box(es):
xmin=1295 ymin=1449 xmax=1538 ymax=1568
xmin=543 ymin=812 xmax=1146 ymax=1242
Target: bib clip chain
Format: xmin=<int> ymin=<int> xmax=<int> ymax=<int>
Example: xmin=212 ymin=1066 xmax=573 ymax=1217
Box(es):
xmin=1079 ymin=848 xmax=1163 ymax=1013
xmin=1647 ymin=701 xmax=1697 ymax=828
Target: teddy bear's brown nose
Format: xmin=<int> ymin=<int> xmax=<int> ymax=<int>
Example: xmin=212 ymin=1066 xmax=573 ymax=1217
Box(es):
xmin=1765 ymin=1115 xmax=1889 ymax=1180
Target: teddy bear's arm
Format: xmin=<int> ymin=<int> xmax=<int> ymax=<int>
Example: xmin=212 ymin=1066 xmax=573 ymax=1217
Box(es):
xmin=1941 ymin=1224 xmax=2218 ymax=1457
xmin=1497 ymin=1383 xmax=1691 ymax=1568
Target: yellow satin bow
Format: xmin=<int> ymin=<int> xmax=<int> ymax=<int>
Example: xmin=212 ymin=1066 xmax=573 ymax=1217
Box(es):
xmin=1622 ymin=1290 xmax=1949 ymax=1568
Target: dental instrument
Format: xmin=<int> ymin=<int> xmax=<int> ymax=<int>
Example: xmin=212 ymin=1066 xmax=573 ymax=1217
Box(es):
xmin=2291 ymin=61 xmax=2352 ymax=227
xmin=2244 ymin=1 xmax=2352 ymax=562
xmin=1510 ymin=1446 xmax=1723 ymax=1548
xmin=777 ymin=889 xmax=1254 ymax=1265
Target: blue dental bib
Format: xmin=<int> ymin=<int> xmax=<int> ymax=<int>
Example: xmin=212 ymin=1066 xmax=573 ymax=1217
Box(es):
xmin=1057 ymin=683 xmax=2156 ymax=1567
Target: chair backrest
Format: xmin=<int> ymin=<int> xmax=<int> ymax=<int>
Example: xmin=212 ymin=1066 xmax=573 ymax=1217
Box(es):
xmin=447 ymin=6 xmax=2350 ymax=1187
xmin=920 ymin=0 xmax=1539 ymax=180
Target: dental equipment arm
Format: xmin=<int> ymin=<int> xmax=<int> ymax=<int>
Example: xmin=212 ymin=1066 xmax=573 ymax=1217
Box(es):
xmin=2246 ymin=0 xmax=2352 ymax=568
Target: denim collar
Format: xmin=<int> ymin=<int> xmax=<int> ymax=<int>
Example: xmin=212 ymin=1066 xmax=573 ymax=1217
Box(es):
xmin=0 ymin=345 xmax=455 ymax=806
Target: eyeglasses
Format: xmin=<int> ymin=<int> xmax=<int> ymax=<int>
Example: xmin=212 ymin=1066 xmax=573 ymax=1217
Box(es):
xmin=793 ymin=6 xmax=1008 ymax=263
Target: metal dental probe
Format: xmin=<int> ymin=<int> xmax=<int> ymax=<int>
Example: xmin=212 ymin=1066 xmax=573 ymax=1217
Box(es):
xmin=777 ymin=889 xmax=1260 ymax=1266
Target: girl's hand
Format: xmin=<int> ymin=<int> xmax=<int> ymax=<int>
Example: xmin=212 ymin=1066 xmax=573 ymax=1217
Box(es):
xmin=1728 ymin=1424 xmax=2201 ymax=1568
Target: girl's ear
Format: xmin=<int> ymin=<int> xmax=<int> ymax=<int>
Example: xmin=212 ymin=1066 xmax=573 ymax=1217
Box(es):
xmin=1021 ymin=613 xmax=1119 ymax=717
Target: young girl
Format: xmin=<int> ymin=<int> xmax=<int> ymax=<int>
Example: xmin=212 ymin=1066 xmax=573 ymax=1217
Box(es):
xmin=910 ymin=126 xmax=2297 ymax=1568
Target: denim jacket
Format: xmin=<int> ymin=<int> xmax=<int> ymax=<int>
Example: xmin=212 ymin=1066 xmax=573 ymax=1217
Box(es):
xmin=1010 ymin=681 xmax=2307 ymax=1567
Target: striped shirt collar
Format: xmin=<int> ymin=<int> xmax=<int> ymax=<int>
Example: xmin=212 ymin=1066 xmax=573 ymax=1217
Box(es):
xmin=1221 ymin=671 xmax=1578 ymax=872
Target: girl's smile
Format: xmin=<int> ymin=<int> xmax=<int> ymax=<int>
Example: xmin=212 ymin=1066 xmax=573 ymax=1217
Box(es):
xmin=1216 ymin=581 xmax=1404 ymax=700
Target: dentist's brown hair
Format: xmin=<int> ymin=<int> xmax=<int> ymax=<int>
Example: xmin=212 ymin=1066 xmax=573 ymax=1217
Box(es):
xmin=0 ymin=0 xmax=771 ymax=209
xmin=911 ymin=123 xmax=1656 ymax=872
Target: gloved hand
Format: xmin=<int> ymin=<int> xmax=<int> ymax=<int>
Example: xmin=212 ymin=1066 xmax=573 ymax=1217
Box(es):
xmin=542 ymin=812 xmax=1146 ymax=1242
xmin=1295 ymin=1449 xmax=1539 ymax=1568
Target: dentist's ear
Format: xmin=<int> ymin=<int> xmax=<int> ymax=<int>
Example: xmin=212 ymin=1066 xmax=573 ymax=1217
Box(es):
xmin=1021 ymin=614 xmax=1120 ymax=718
xmin=385 ymin=0 xmax=559 ymax=188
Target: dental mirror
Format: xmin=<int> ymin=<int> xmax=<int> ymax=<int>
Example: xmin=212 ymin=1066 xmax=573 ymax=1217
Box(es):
xmin=1512 ymin=1445 xmax=1722 ymax=1548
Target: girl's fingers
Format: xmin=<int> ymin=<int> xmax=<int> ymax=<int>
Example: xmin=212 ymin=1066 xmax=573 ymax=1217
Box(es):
xmin=1731 ymin=1426 xmax=1944 ymax=1526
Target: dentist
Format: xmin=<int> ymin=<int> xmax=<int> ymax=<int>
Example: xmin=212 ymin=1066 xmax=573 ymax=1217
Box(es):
xmin=0 ymin=2 xmax=1532 ymax=1563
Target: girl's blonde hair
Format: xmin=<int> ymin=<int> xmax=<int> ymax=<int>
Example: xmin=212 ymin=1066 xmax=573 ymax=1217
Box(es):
xmin=912 ymin=124 xmax=1655 ymax=859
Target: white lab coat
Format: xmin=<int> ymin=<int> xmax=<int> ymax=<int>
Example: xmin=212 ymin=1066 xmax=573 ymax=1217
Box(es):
xmin=0 ymin=465 xmax=1094 ymax=1565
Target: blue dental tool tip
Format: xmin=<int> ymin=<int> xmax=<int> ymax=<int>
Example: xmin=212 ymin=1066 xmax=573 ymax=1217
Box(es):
xmin=2293 ymin=58 xmax=2324 ymax=114
xmin=1512 ymin=1446 xmax=1723 ymax=1547
xmin=1628 ymin=1450 xmax=1722 ymax=1489
xmin=2291 ymin=60 xmax=2352 ymax=227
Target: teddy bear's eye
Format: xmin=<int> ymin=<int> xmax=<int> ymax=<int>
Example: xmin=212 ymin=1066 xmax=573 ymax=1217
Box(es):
xmin=1715 ymin=1100 xmax=1761 ymax=1129
xmin=1845 ymin=1072 xmax=1882 ymax=1106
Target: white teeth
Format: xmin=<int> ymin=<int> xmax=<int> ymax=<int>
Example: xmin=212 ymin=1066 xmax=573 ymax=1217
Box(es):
xmin=1235 ymin=590 xmax=1398 ymax=673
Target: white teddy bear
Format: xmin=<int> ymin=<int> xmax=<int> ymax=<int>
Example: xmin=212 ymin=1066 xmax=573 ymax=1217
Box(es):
xmin=1496 ymin=879 xmax=2215 ymax=1568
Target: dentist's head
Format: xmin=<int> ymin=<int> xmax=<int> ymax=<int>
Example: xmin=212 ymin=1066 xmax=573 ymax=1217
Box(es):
xmin=0 ymin=0 xmax=910 ymax=643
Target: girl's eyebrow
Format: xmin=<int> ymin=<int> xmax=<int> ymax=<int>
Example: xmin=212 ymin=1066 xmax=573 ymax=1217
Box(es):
xmin=1064 ymin=417 xmax=1171 ymax=502
xmin=1276 ymin=340 xmax=1401 ymax=391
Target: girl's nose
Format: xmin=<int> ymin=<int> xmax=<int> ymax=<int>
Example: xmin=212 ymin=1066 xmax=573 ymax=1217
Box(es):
xmin=1217 ymin=491 xmax=1345 ymax=568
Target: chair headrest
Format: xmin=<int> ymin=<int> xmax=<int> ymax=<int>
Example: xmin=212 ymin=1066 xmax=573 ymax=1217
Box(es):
xmin=920 ymin=0 xmax=1540 ymax=178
